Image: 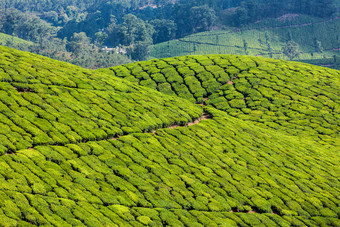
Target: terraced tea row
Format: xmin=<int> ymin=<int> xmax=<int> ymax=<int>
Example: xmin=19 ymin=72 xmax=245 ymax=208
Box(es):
xmin=0 ymin=46 xmax=202 ymax=154
xmin=98 ymin=55 xmax=340 ymax=143
xmin=150 ymin=16 xmax=340 ymax=69
xmin=0 ymin=108 xmax=339 ymax=226
xmin=0 ymin=46 xmax=339 ymax=226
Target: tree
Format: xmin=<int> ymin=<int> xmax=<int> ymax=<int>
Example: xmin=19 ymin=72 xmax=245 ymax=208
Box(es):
xmin=234 ymin=7 xmax=248 ymax=26
xmin=287 ymin=32 xmax=293 ymax=41
xmin=0 ymin=9 xmax=55 ymax=43
xmin=282 ymin=41 xmax=301 ymax=60
xmin=127 ymin=41 xmax=152 ymax=61
xmin=0 ymin=9 xmax=21 ymax=35
xmin=108 ymin=14 xmax=154 ymax=60
xmin=95 ymin=31 xmax=108 ymax=47
xmin=311 ymin=0 xmax=336 ymax=18
xmin=43 ymin=11 xmax=59 ymax=25
xmin=267 ymin=43 xmax=273 ymax=58
xmin=174 ymin=3 xmax=217 ymax=36
xmin=66 ymin=6 xmax=80 ymax=21
xmin=243 ymin=39 xmax=248 ymax=54
xmin=233 ymin=0 xmax=261 ymax=26
xmin=189 ymin=5 xmax=217 ymax=33
xmin=68 ymin=32 xmax=91 ymax=57
xmin=111 ymin=14 xmax=154 ymax=46
xmin=314 ymin=39 xmax=324 ymax=53
xmin=150 ymin=19 xmax=177 ymax=44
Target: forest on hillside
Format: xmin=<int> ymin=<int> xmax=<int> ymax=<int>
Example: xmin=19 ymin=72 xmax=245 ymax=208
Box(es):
xmin=0 ymin=0 xmax=338 ymax=68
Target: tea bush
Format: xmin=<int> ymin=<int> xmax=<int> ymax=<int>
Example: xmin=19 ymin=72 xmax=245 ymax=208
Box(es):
xmin=0 ymin=46 xmax=339 ymax=226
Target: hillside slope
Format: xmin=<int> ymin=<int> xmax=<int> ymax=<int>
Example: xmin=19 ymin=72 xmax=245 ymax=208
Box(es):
xmin=98 ymin=54 xmax=340 ymax=144
xmin=0 ymin=33 xmax=33 ymax=46
xmin=150 ymin=15 xmax=340 ymax=69
xmin=0 ymin=46 xmax=339 ymax=226
xmin=0 ymin=46 xmax=202 ymax=154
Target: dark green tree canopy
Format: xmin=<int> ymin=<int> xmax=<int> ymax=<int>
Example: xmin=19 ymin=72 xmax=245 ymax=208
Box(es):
xmin=282 ymin=41 xmax=301 ymax=60
xmin=189 ymin=5 xmax=217 ymax=33
xmin=0 ymin=8 xmax=55 ymax=42
xmin=150 ymin=19 xmax=177 ymax=44
xmin=67 ymin=32 xmax=91 ymax=56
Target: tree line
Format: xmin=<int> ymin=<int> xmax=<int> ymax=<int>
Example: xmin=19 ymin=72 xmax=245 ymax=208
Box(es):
xmin=0 ymin=0 xmax=337 ymax=66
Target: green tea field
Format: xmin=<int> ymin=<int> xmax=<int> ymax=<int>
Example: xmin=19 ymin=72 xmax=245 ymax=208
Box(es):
xmin=0 ymin=33 xmax=33 ymax=48
xmin=0 ymin=46 xmax=339 ymax=226
xmin=150 ymin=15 xmax=340 ymax=69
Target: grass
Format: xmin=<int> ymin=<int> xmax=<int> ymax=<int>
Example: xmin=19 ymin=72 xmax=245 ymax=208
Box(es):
xmin=0 ymin=45 xmax=339 ymax=226
xmin=150 ymin=15 xmax=340 ymax=69
xmin=0 ymin=32 xmax=33 ymax=46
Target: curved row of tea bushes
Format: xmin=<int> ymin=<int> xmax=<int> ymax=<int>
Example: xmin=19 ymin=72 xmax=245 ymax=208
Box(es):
xmin=0 ymin=107 xmax=338 ymax=226
xmin=0 ymin=46 xmax=339 ymax=226
xmin=98 ymin=54 xmax=340 ymax=143
xmin=0 ymin=46 xmax=202 ymax=154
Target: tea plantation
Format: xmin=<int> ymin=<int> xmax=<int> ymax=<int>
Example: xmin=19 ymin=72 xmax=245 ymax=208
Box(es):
xmin=0 ymin=46 xmax=339 ymax=226
xmin=0 ymin=33 xmax=33 ymax=48
xmin=98 ymin=54 xmax=340 ymax=144
xmin=150 ymin=16 xmax=340 ymax=69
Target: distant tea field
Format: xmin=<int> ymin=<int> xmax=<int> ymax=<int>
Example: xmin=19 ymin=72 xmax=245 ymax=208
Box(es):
xmin=151 ymin=15 xmax=340 ymax=69
xmin=0 ymin=32 xmax=33 ymax=47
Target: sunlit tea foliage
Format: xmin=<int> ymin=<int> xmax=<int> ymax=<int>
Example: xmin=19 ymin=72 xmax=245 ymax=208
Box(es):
xmin=0 ymin=46 xmax=339 ymax=226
